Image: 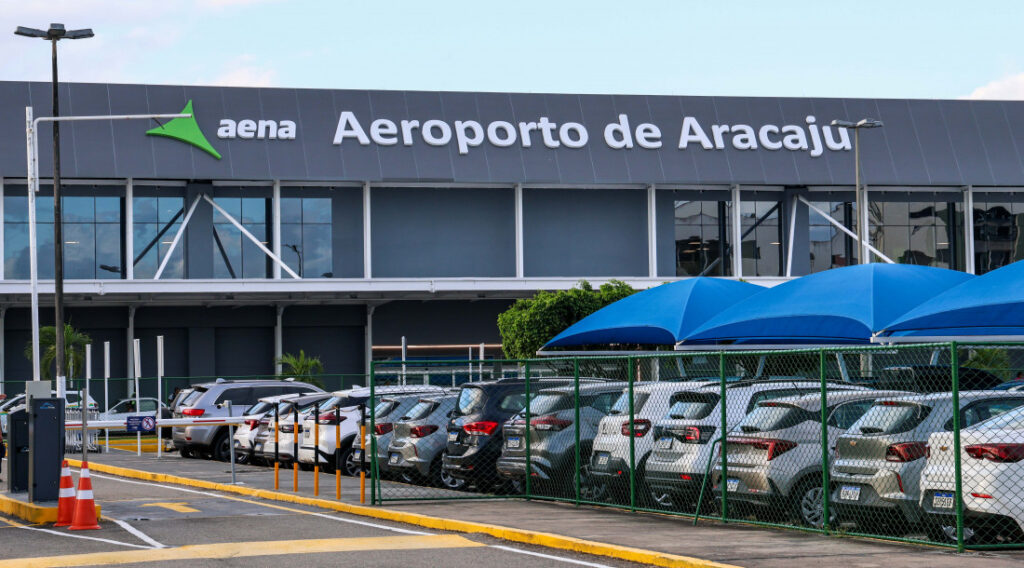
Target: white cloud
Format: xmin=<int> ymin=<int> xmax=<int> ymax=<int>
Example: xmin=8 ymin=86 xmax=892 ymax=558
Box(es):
xmin=963 ymin=73 xmax=1024 ymax=100
xmin=208 ymin=56 xmax=278 ymax=87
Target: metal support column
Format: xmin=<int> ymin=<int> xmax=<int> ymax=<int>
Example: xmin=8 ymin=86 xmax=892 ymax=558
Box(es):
xmin=730 ymin=184 xmax=742 ymax=278
xmin=127 ymin=305 xmax=136 ymax=396
xmin=647 ymin=184 xmax=657 ymax=277
xmin=364 ymin=305 xmax=375 ymax=382
xmin=363 ymin=182 xmax=372 ymax=278
xmin=514 ymin=183 xmax=524 ymax=278
xmin=272 ymin=179 xmax=281 ymax=279
xmin=125 ymin=178 xmax=133 ymax=279
xmin=274 ymin=305 xmax=284 ymax=375
xmin=963 ymin=185 xmax=975 ymax=275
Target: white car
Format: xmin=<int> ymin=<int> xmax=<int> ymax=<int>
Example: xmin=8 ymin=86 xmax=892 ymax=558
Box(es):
xmin=99 ymin=397 xmax=166 ymax=421
xmin=920 ymin=405 xmax=1024 ymax=543
xmin=233 ymin=394 xmax=301 ymax=464
xmin=253 ymin=393 xmax=333 ymax=463
xmin=1 ymin=391 xmax=99 ymax=431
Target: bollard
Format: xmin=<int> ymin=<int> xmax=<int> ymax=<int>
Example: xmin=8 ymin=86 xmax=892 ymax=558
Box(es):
xmin=226 ymin=400 xmax=236 ymax=485
xmin=335 ymin=406 xmax=341 ymax=499
xmin=273 ymin=405 xmax=280 ymax=490
xmin=292 ymin=405 xmax=299 ymax=492
xmin=359 ymin=404 xmax=366 ymax=504
xmin=313 ymin=404 xmax=320 ymax=496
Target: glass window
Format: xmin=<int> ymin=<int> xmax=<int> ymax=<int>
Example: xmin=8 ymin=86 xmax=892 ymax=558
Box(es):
xmin=213 ymin=197 xmax=269 ymax=279
xmin=4 ymin=191 xmax=124 ymax=280
xmin=740 ymin=199 xmax=784 ymax=277
xmin=403 ymin=400 xmax=437 ymax=421
xmin=870 ymin=192 xmax=962 ymax=270
xmin=827 ymin=400 xmax=875 ymax=429
xmin=969 ymin=404 xmax=1024 ymax=431
xmin=133 ymin=195 xmax=184 ymax=279
xmin=674 ymin=200 xmax=731 ymax=276
xmin=808 ymin=201 xmax=856 ymax=272
xmin=973 ymin=195 xmax=1024 ymax=274
xmin=281 ymin=196 xmax=333 ymax=278
xmin=525 ymin=394 xmax=570 ymax=416
xmin=737 ymin=403 xmax=813 ymax=432
xmin=610 ymin=391 xmax=650 ymax=415
xmin=456 ymin=387 xmax=485 ymax=415
xmin=499 ymin=392 xmax=528 ymax=412
xmin=666 ymin=393 xmax=719 ymax=420
xmin=853 ymin=402 xmax=932 ymax=435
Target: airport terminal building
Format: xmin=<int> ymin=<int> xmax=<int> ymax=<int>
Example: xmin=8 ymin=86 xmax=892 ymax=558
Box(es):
xmin=0 ymin=80 xmax=1023 ymax=388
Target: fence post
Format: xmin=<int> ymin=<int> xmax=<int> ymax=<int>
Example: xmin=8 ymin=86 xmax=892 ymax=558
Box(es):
xmin=574 ymin=357 xmax=581 ymax=506
xmin=274 ymin=404 xmax=280 ymax=490
xmin=314 ymin=403 xmax=320 ymax=496
xmin=719 ymin=351 xmax=728 ymax=522
xmin=628 ymin=356 xmax=636 ymax=512
xmin=524 ymin=360 xmax=532 ymax=499
xmin=819 ymin=348 xmax=830 ymax=533
xmin=293 ymin=405 xmax=299 ymax=492
xmin=103 ymin=341 xmax=109 ymax=453
xmin=370 ymin=361 xmax=378 ymax=505
xmin=950 ymin=342 xmax=964 ymax=552
xmin=157 ymin=335 xmax=164 ymax=458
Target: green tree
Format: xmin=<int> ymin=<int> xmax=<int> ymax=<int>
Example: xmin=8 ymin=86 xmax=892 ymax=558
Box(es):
xmin=276 ymin=349 xmax=326 ymax=388
xmin=964 ymin=347 xmax=1013 ymax=381
xmin=497 ymin=280 xmax=637 ymax=360
xmin=24 ymin=324 xmax=92 ymax=381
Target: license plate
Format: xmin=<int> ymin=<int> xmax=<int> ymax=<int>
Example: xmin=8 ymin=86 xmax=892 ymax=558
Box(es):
xmin=254 ymin=443 xmax=263 ymax=452
xmin=389 ymin=453 xmax=400 ymax=465
xmin=506 ymin=436 xmax=521 ymax=449
xmin=726 ymin=478 xmax=739 ymax=492
xmin=352 ymin=449 xmax=362 ymax=461
xmin=933 ymin=492 xmax=955 ymax=509
xmin=448 ymin=431 xmax=458 ymax=442
xmin=657 ymin=437 xmax=673 ymax=449
xmin=840 ymin=485 xmax=861 ymax=501
xmin=597 ymin=453 xmax=609 ymax=466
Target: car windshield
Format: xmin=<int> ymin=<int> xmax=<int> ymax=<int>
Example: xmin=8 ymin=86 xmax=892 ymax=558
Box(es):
xmin=245 ymin=401 xmax=273 ymax=416
xmin=456 ymin=387 xmax=485 ymax=415
xmin=609 ymin=391 xmax=650 ymax=415
xmin=851 ymin=402 xmax=931 ymax=435
xmin=182 ymin=389 xmax=205 ymax=407
xmin=969 ymin=405 xmax=1024 ymax=431
xmin=403 ymin=400 xmax=438 ymax=421
xmin=667 ymin=393 xmax=719 ymax=420
xmin=525 ymin=393 xmax=570 ymax=416
xmin=374 ymin=399 xmax=397 ymax=418
xmin=737 ymin=403 xmax=812 ymax=433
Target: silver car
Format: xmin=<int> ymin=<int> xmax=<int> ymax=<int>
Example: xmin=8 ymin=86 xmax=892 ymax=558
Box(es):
xmin=831 ymin=391 xmax=1024 ymax=532
xmin=713 ymin=389 xmax=912 ymax=528
xmin=385 ymin=394 xmax=462 ymax=488
xmin=354 ymin=388 xmax=452 ymax=475
xmin=645 ymin=380 xmax=864 ymax=510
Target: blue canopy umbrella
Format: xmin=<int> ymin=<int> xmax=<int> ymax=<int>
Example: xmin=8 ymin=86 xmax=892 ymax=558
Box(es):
xmin=881 ymin=259 xmax=1024 ymax=337
xmin=683 ymin=264 xmax=974 ymax=345
xmin=543 ymin=278 xmax=764 ymax=348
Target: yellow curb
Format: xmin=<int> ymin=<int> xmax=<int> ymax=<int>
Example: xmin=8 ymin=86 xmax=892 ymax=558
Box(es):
xmin=0 ymin=492 xmax=100 ymax=524
xmin=66 ymin=459 xmax=741 ymax=568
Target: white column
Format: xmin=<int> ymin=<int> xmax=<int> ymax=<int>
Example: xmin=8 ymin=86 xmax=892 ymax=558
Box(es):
xmin=647 ymin=184 xmax=657 ymax=278
xmin=157 ymin=334 xmax=164 ymax=458
xmin=272 ymin=179 xmax=281 ymax=279
xmin=26 ymin=107 xmax=41 ymax=382
xmin=963 ymin=185 xmax=976 ymax=274
xmin=127 ymin=305 xmax=136 ymax=396
xmin=515 ymin=183 xmax=524 ymax=278
xmin=785 ymin=195 xmax=797 ymax=277
xmin=363 ymin=182 xmax=372 ymax=278
xmin=274 ymin=305 xmax=284 ymax=374
xmin=731 ymin=184 xmax=743 ymax=278
xmin=125 ymin=178 xmax=134 ymax=280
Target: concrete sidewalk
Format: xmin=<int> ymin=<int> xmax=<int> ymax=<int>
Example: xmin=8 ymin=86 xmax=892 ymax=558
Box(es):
xmin=78 ymin=452 xmax=1023 ymax=568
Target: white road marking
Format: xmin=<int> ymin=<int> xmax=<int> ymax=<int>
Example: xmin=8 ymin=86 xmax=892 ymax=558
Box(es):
xmin=490 ymin=545 xmax=616 ymax=567
xmin=15 ymin=524 xmax=150 ymax=549
xmin=109 ymin=517 xmax=166 ymax=549
xmin=88 ymin=471 xmax=430 ymax=535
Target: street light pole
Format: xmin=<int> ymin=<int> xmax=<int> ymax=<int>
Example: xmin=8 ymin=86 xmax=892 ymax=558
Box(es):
xmin=831 ymin=118 xmax=883 ymax=265
xmin=15 ymin=23 xmax=93 ymax=392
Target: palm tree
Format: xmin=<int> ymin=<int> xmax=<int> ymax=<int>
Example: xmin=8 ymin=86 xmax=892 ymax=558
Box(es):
xmin=24 ymin=324 xmax=92 ymax=381
xmin=275 ymin=350 xmax=326 ymax=388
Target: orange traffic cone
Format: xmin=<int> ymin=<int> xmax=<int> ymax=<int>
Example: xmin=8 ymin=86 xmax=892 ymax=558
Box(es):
xmin=68 ymin=462 xmax=100 ymax=531
xmin=54 ymin=460 xmax=76 ymax=527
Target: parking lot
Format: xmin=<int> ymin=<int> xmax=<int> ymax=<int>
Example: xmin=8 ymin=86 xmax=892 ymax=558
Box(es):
xmin=0 ymin=462 xmax=644 ymax=568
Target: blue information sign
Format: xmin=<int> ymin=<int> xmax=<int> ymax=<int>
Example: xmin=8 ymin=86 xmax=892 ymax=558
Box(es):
xmin=126 ymin=415 xmax=156 ymax=433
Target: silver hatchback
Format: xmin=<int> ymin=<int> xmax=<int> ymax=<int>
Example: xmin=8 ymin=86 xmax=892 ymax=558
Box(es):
xmin=385 ymin=394 xmax=462 ymax=489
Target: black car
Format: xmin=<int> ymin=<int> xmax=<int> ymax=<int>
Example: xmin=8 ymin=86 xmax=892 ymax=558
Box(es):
xmin=850 ymin=365 xmax=1003 ymax=393
xmin=441 ymin=377 xmax=607 ymax=491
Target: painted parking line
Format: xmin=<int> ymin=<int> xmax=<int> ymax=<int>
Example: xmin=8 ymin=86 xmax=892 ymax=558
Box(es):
xmin=0 ymin=516 xmax=148 ymax=550
xmin=139 ymin=502 xmax=199 ymax=513
xmin=0 ymin=534 xmax=485 ymax=568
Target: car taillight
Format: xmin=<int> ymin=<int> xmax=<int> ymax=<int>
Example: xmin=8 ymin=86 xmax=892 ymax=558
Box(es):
xmin=676 ymin=425 xmax=715 ymax=444
xmin=374 ymin=423 xmax=394 ymax=435
xmin=319 ymin=415 xmax=347 ymax=425
xmin=925 ymin=444 xmax=930 ymax=459
xmin=965 ymin=443 xmax=1024 ymax=463
xmin=463 ymin=421 xmax=499 ymax=436
xmin=886 ymin=442 xmax=928 ymax=463
xmin=410 ymin=425 xmax=439 ymax=438
xmin=245 ymin=419 xmax=259 ymax=429
xmin=182 ymin=408 xmax=204 ymax=417
xmin=727 ymin=437 xmax=797 ymax=461
xmin=530 ymin=416 xmax=572 ymax=431
xmin=280 ymin=424 xmax=294 ymax=433
xmin=621 ymin=419 xmax=651 ymax=437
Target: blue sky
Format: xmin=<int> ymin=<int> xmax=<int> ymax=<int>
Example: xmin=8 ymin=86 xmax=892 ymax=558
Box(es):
xmin=2 ymin=1 xmax=1023 ymax=99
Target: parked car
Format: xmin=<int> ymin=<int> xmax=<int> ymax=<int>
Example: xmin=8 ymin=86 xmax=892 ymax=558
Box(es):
xmin=298 ymin=385 xmax=446 ymax=476
xmin=99 ymin=397 xmax=169 ymax=429
xmin=921 ymin=404 xmax=1024 ymax=542
xmin=853 ymin=365 xmax=1004 ymax=393
xmin=589 ymin=380 xmax=718 ymax=505
xmin=354 ymin=387 xmax=452 ymax=477
xmin=1 ymin=391 xmax=99 ymax=431
xmin=232 ymin=394 xmax=301 ymax=464
xmin=442 ymin=377 xmax=602 ymax=491
xmin=993 ymin=380 xmax=1024 ymax=391
xmin=831 ymin=391 xmax=1024 ymax=533
xmin=385 ymin=393 xmax=462 ymax=489
xmin=172 ymin=379 xmax=323 ymax=461
xmin=253 ymin=393 xmax=333 ymax=464
xmin=495 ymin=382 xmax=625 ymax=498
xmin=645 ymin=380 xmax=865 ymax=510
xmin=712 ymin=389 xmax=913 ymax=527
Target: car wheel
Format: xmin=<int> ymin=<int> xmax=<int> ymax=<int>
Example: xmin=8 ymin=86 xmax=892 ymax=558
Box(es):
xmin=578 ymin=467 xmax=609 ymax=502
xmin=649 ymin=491 xmax=676 ymax=509
xmin=210 ymin=431 xmax=231 ymax=462
xmin=795 ymin=480 xmax=835 ymax=528
xmin=340 ymin=447 xmax=360 ymax=477
xmin=179 ymin=446 xmax=195 ymax=459
xmin=233 ymin=450 xmax=250 ymax=465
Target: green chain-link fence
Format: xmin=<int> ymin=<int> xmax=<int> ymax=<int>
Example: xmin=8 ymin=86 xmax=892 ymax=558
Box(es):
xmin=365 ymin=342 xmax=1024 ymax=551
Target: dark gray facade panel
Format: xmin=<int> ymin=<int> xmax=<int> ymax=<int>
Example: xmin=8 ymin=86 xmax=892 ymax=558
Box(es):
xmin=523 ymin=188 xmax=647 ymax=277
xmin=4 ymin=80 xmax=1024 ymax=186
xmin=329 ymin=187 xmax=364 ymax=278
xmin=283 ymin=325 xmax=364 ymax=377
xmin=656 ymin=191 xmax=677 ymax=277
xmin=373 ymin=300 xmax=512 ymax=346
xmin=371 ymin=187 xmax=515 ymax=278
xmin=214 ymin=327 xmax=275 ymax=376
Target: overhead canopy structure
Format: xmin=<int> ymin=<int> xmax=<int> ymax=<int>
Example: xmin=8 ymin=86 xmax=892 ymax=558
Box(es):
xmin=880 ymin=259 xmax=1024 ymax=339
xmin=543 ymin=278 xmax=764 ymax=348
xmin=682 ymin=264 xmax=974 ymax=345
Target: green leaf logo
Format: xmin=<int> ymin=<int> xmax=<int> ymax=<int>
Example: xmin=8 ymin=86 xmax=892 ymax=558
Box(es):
xmin=145 ymin=100 xmax=221 ymax=160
